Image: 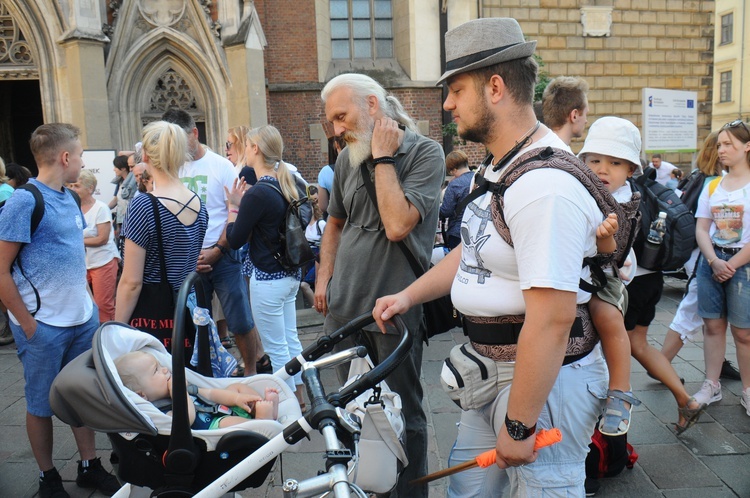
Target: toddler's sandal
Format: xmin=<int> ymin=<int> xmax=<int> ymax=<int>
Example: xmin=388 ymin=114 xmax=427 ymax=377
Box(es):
xmin=599 ymin=389 xmax=641 ymax=436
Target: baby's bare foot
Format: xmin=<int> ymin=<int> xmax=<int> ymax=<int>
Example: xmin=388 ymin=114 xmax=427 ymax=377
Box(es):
xmin=254 ymin=400 xmax=274 ymax=420
xmin=265 ymin=387 xmax=280 ymax=419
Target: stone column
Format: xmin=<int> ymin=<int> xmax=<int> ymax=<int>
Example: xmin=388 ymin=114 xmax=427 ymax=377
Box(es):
xmin=223 ymin=11 xmax=268 ymax=128
xmin=57 ymin=37 xmax=112 ymax=148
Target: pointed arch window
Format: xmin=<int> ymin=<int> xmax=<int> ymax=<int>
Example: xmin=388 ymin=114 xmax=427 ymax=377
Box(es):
xmin=0 ymin=5 xmax=35 ymax=65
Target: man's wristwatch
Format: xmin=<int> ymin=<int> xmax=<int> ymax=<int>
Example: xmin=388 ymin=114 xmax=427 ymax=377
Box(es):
xmin=211 ymin=243 xmax=228 ymax=256
xmin=505 ymin=414 xmax=536 ymax=441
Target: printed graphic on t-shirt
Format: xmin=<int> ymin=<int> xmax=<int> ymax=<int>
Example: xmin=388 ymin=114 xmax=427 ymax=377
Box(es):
xmin=459 ymin=201 xmax=492 ymax=284
xmin=711 ymin=204 xmax=744 ymax=245
xmin=181 ymin=175 xmax=209 ymax=203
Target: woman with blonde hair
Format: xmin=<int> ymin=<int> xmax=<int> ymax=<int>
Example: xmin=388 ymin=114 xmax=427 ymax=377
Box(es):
xmin=69 ymin=170 xmax=121 ymax=322
xmin=226 ymin=125 xmax=251 ymax=175
xmin=226 ymin=125 xmax=305 ymax=408
xmin=115 ymin=121 xmax=208 ymax=340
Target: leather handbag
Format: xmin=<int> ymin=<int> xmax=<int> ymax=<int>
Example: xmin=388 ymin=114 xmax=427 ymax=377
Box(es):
xmin=128 ymin=194 xmax=188 ymax=356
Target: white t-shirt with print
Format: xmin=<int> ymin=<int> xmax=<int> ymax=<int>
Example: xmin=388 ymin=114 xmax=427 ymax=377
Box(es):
xmin=179 ymin=149 xmax=236 ymax=247
xmin=83 ymin=199 xmax=120 ymax=269
xmin=451 ymin=131 xmax=601 ymax=317
xmin=695 ymin=177 xmax=750 ymax=248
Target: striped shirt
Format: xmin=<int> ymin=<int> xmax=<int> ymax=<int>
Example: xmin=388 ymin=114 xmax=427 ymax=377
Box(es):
xmin=123 ymin=194 xmax=208 ymax=292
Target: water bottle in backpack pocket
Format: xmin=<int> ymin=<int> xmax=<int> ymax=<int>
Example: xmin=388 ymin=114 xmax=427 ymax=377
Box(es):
xmin=638 ymin=211 xmax=667 ymax=269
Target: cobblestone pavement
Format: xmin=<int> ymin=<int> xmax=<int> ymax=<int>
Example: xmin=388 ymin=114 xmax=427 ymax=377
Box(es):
xmin=0 ymin=277 xmax=748 ymax=496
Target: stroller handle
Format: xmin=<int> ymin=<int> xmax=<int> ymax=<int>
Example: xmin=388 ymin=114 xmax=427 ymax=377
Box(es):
xmin=327 ymin=313 xmax=412 ymax=407
xmin=165 ymin=272 xmax=209 ymax=475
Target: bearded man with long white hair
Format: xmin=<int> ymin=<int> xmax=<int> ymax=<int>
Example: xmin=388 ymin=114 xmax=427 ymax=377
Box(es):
xmin=316 ymin=73 xmax=445 ymax=496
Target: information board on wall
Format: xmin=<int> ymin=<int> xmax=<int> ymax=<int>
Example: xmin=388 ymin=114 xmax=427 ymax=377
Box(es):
xmin=642 ymin=88 xmax=698 ymax=153
xmin=82 ymin=149 xmax=117 ymax=204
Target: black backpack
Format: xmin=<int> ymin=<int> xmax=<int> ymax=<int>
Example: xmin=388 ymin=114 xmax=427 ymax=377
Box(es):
xmin=0 ymin=183 xmax=81 ymax=315
xmin=676 ymin=169 xmax=707 ymax=215
xmin=256 ymin=181 xmax=315 ymax=271
xmin=629 ymin=170 xmax=695 ymax=271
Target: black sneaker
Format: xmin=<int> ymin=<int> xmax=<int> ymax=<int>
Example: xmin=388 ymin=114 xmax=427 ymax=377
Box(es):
xmin=39 ymin=468 xmax=69 ymax=498
xmin=720 ymin=359 xmax=742 ymax=381
xmin=76 ymin=457 xmax=120 ymax=495
xmin=584 ymin=477 xmax=600 ymax=496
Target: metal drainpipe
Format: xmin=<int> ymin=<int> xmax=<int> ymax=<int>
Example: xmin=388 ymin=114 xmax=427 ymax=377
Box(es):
xmin=440 ymin=0 xmax=453 ymax=154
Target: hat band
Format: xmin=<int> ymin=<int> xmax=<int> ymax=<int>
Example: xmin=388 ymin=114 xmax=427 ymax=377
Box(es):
xmin=445 ymin=42 xmax=522 ymax=72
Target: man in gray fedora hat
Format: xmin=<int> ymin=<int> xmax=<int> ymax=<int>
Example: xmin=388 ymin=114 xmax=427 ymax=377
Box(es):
xmin=374 ymin=17 xmax=608 ymax=496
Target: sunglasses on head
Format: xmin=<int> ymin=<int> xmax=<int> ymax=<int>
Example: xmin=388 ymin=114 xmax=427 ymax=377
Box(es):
xmin=723 ymin=119 xmax=749 ymax=134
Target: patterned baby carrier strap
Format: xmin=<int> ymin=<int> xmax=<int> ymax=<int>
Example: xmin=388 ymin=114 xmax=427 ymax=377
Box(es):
xmin=459 ymin=146 xmax=629 ymax=360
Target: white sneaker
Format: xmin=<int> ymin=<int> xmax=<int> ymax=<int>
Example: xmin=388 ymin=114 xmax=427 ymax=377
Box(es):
xmin=693 ymin=379 xmax=722 ymax=405
xmin=741 ymin=388 xmax=750 ymax=417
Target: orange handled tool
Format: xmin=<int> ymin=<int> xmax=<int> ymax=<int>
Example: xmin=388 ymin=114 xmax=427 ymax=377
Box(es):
xmin=409 ymin=428 xmax=562 ymax=486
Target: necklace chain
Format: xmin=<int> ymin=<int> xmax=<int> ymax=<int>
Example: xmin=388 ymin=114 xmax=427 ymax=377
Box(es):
xmin=490 ymin=121 xmax=541 ymax=172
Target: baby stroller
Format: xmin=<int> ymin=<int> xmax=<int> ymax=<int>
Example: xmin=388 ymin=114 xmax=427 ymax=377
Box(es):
xmin=50 ymin=272 xmax=412 ymax=497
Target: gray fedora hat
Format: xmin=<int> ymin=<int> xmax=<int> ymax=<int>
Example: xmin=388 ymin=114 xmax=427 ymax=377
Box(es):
xmin=436 ymin=18 xmax=537 ymax=85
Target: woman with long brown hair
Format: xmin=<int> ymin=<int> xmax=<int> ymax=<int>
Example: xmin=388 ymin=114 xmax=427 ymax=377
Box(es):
xmin=692 ymin=120 xmax=750 ymax=416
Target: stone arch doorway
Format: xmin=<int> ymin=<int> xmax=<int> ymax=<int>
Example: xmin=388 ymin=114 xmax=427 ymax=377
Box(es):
xmin=0 ymin=3 xmax=44 ymax=172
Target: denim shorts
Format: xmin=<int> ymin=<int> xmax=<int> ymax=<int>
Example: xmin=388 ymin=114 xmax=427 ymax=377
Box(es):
xmin=11 ymin=312 xmax=99 ymax=417
xmin=697 ymin=252 xmax=750 ymax=328
xmin=199 ymin=248 xmax=254 ymax=334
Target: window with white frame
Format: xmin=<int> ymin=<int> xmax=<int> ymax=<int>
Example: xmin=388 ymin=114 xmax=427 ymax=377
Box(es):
xmin=720 ymin=70 xmax=732 ymax=103
xmin=330 ymin=0 xmax=393 ymax=59
xmin=720 ymin=13 xmax=733 ymax=45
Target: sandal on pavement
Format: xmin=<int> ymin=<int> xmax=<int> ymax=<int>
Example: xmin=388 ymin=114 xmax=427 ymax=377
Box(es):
xmin=599 ymin=389 xmax=641 ymax=436
xmin=256 ymin=354 xmax=273 ymax=374
xmin=675 ymin=397 xmax=707 ymax=435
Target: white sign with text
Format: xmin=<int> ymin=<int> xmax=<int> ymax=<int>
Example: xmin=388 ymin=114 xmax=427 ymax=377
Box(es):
xmin=642 ymin=88 xmax=698 ymax=153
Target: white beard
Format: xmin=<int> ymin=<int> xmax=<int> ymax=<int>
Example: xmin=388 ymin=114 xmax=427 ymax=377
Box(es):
xmin=346 ymin=138 xmax=372 ymax=169
xmin=344 ymin=112 xmax=375 ymax=168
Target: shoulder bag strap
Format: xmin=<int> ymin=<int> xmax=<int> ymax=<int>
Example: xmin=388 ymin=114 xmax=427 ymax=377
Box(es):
xmin=146 ymin=194 xmax=169 ymax=285
xmin=359 ymin=162 xmax=425 ymax=278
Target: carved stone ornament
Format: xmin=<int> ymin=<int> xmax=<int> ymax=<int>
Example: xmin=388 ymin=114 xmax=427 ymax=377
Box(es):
xmin=0 ymin=5 xmax=35 ymax=65
xmin=138 ymin=0 xmax=186 ymax=27
xmin=148 ymin=68 xmax=199 ymax=114
xmin=580 ymin=6 xmax=613 ymax=38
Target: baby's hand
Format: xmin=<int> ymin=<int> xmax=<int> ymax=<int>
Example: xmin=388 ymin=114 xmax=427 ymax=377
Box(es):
xmin=233 ymin=393 xmax=263 ymax=412
xmin=596 ymin=213 xmax=618 ymax=239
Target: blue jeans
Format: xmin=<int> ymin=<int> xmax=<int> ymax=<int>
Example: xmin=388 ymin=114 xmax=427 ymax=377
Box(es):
xmin=199 ymin=248 xmax=254 ymax=334
xmin=697 ymin=252 xmax=750 ymax=328
xmin=11 ymin=311 xmax=100 ymax=417
xmin=448 ymin=347 xmax=608 ymax=497
xmin=249 ymin=274 xmax=302 ymax=391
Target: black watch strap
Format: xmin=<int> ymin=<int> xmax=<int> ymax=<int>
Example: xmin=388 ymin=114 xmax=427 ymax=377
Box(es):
xmin=505 ymin=414 xmax=537 ymax=441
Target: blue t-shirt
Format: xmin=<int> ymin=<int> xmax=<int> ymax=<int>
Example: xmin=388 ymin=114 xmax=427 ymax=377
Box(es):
xmin=0 ymin=183 xmax=13 ymax=202
xmin=0 ymin=179 xmax=93 ymax=326
xmin=317 ymin=165 xmax=334 ymax=192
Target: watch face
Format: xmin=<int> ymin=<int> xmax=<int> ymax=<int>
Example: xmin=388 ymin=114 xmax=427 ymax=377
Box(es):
xmin=506 ymin=419 xmax=527 ymax=440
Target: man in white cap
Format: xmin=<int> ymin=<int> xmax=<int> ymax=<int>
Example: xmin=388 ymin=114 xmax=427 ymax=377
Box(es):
xmin=374 ymin=18 xmax=608 ymax=496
